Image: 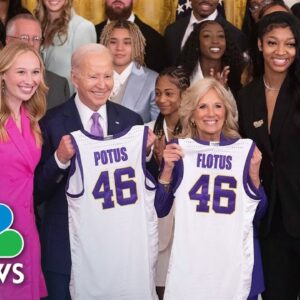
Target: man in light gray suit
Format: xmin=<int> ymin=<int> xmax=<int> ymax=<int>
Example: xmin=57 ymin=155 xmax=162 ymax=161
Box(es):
xmin=6 ymin=13 xmax=70 ymax=110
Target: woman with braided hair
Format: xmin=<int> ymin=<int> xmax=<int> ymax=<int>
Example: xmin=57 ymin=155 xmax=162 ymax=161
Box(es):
xmin=147 ymin=66 xmax=190 ymax=300
xmin=100 ymin=20 xmax=159 ymax=123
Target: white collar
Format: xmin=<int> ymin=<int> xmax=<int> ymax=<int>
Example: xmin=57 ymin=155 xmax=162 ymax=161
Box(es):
xmin=113 ymin=61 xmax=134 ymax=84
xmin=107 ymin=12 xmax=135 ymax=24
xmin=189 ymin=9 xmax=218 ymax=26
xmin=74 ymin=94 xmax=107 ymax=133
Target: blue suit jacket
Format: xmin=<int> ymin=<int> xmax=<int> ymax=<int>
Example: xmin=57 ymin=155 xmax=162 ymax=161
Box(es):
xmin=120 ymin=63 xmax=159 ymax=123
xmin=34 ymin=96 xmax=143 ymax=275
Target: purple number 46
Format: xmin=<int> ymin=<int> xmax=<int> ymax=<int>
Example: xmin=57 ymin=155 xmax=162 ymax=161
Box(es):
xmin=92 ymin=167 xmax=138 ymax=209
xmin=189 ymin=175 xmax=237 ymax=214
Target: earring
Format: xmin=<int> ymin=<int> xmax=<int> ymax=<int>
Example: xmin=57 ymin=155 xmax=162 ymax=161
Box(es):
xmin=191 ymin=120 xmax=196 ymax=128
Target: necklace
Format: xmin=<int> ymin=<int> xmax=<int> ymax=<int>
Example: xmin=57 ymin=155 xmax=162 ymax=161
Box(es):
xmin=263 ymin=77 xmax=280 ymax=91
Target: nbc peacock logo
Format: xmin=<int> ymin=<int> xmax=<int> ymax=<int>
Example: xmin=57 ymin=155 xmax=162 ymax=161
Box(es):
xmin=0 ymin=203 xmax=25 ymax=284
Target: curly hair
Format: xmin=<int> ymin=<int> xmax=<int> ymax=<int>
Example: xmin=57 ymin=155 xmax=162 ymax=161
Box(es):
xmin=0 ymin=42 xmax=47 ymax=144
xmin=34 ymin=0 xmax=73 ymax=46
xmin=179 ymin=77 xmax=239 ymax=140
xmin=177 ymin=20 xmax=243 ymax=98
xmin=153 ymin=66 xmax=190 ymax=137
xmin=100 ymin=20 xmax=145 ymax=67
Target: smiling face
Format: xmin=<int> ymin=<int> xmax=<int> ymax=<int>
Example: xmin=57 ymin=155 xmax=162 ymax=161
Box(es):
xmin=43 ymin=0 xmax=66 ymax=17
xmin=3 ymin=51 xmax=41 ymax=107
xmin=71 ymin=52 xmax=114 ymax=111
xmin=258 ymin=26 xmax=296 ymax=75
xmin=191 ymin=0 xmax=219 ymax=20
xmin=199 ymin=22 xmax=226 ymax=61
xmin=192 ymin=88 xmax=226 ymax=141
xmin=6 ymin=19 xmax=43 ymax=52
xmin=155 ymin=75 xmax=181 ymax=117
xmin=107 ymin=27 xmax=133 ymax=73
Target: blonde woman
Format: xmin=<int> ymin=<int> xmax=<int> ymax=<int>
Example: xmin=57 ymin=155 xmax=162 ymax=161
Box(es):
xmin=155 ymin=78 xmax=267 ymax=300
xmin=0 ymin=42 xmax=47 ymax=300
xmin=35 ymin=0 xmax=96 ymax=94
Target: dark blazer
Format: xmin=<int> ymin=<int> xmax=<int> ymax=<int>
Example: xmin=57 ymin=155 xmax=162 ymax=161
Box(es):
xmin=34 ymin=96 xmax=143 ymax=274
xmin=95 ymin=15 xmax=165 ymax=72
xmin=164 ymin=13 xmax=248 ymax=67
xmin=45 ymin=70 xmax=70 ymax=110
xmin=237 ymin=75 xmax=300 ymax=238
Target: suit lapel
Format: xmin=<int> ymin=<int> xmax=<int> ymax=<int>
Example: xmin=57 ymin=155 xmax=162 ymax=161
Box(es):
xmin=122 ymin=64 xmax=146 ymax=108
xmin=270 ymin=76 xmax=292 ymax=148
xmin=6 ymin=108 xmax=35 ymax=172
xmin=63 ymin=96 xmax=83 ymax=133
xmin=106 ymin=101 xmax=125 ymax=135
xmin=251 ymin=78 xmax=273 ymax=160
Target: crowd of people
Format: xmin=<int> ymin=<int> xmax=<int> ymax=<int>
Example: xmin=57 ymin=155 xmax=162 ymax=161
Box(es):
xmin=0 ymin=0 xmax=300 ymax=299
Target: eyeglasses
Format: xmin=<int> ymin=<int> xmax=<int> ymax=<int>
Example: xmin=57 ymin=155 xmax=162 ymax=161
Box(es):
xmin=6 ymin=35 xmax=43 ymax=44
xmin=249 ymin=0 xmax=273 ymax=13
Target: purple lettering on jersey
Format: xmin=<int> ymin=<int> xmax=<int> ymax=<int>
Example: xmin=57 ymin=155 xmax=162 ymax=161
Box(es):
xmin=213 ymin=175 xmax=236 ymax=214
xmin=115 ymin=167 xmax=137 ymax=205
xmin=92 ymin=171 xmax=114 ymax=209
xmin=196 ymin=154 xmax=232 ymax=170
xmin=189 ymin=175 xmax=237 ymax=214
xmin=189 ymin=174 xmax=210 ymax=212
xmin=93 ymin=147 xmax=128 ymax=166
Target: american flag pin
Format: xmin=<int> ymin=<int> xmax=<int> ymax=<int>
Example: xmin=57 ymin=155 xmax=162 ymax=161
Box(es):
xmin=253 ymin=120 xmax=264 ymax=128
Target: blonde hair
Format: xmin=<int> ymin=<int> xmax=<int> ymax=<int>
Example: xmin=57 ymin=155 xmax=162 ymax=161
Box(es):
xmin=179 ymin=77 xmax=240 ymax=139
xmin=100 ymin=20 xmax=145 ymax=67
xmin=35 ymin=0 xmax=73 ymax=46
xmin=0 ymin=42 xmax=48 ymax=145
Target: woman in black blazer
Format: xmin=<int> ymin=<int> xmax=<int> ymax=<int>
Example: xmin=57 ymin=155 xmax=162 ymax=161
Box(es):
xmin=237 ymin=12 xmax=300 ymax=299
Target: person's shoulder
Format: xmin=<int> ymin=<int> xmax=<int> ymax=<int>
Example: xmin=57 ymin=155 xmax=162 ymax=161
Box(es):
xmin=41 ymin=97 xmax=73 ymax=124
xmin=70 ymin=11 xmax=95 ymax=28
xmin=95 ymin=20 xmax=106 ymax=31
xmin=134 ymin=15 xmax=162 ymax=37
xmin=142 ymin=66 xmax=158 ymax=78
xmin=107 ymin=101 xmax=143 ymax=124
xmin=240 ymin=77 xmax=262 ymax=94
xmin=165 ymin=16 xmax=190 ymax=33
xmin=45 ymin=70 xmax=68 ymax=85
xmin=216 ymin=14 xmax=243 ymax=35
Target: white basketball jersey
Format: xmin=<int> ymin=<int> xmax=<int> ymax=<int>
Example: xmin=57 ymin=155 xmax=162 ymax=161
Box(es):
xmin=66 ymin=125 xmax=158 ymax=300
xmin=164 ymin=138 xmax=261 ymax=300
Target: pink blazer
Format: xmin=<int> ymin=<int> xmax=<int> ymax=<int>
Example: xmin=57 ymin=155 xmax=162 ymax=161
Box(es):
xmin=0 ymin=106 xmax=47 ymax=300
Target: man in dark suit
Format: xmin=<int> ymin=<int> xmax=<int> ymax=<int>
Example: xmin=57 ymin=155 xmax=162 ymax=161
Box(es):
xmin=95 ymin=0 xmax=165 ymax=72
xmin=164 ymin=0 xmax=248 ymax=66
xmin=6 ymin=14 xmax=70 ymax=110
xmin=34 ymin=43 xmax=144 ymax=300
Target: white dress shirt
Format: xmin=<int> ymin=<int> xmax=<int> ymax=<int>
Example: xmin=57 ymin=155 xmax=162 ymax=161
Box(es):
xmin=181 ymin=10 xmax=218 ymax=49
xmin=107 ymin=12 xmax=135 ymax=24
xmin=55 ymin=94 xmax=108 ymax=169
xmin=111 ymin=62 xmax=134 ymax=99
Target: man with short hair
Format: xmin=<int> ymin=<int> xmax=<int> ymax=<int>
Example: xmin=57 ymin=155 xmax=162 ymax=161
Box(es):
xmin=34 ymin=43 xmax=144 ymax=300
xmin=164 ymin=0 xmax=248 ymax=66
xmin=95 ymin=0 xmax=165 ymax=72
xmin=6 ymin=14 xmax=70 ymax=110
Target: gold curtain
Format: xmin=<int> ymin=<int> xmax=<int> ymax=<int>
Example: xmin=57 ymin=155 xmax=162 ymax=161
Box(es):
xmin=21 ymin=0 xmax=177 ymax=34
xmin=21 ymin=0 xmax=247 ymax=33
xmin=224 ymin=0 xmax=247 ymax=29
